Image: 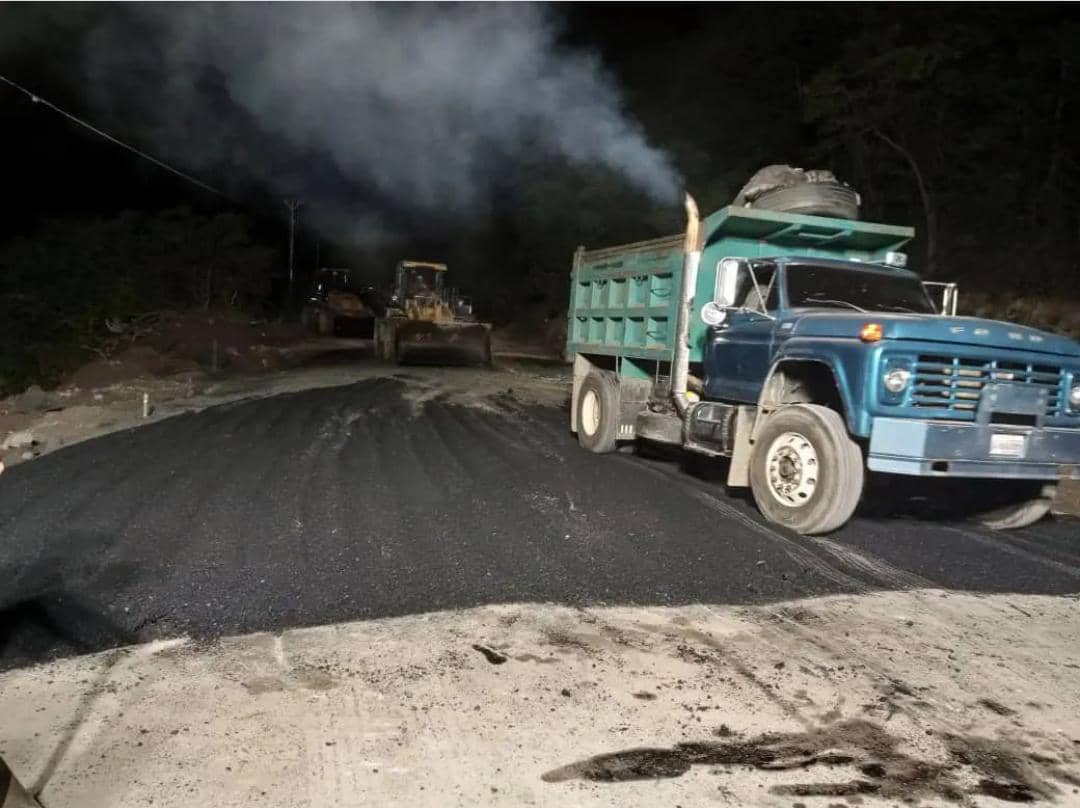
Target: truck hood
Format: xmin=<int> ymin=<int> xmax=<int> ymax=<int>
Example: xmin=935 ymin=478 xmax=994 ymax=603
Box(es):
xmin=786 ymin=312 xmax=1080 ymax=358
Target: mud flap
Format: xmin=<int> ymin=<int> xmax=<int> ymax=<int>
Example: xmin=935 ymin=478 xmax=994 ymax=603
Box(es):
xmin=726 ymin=406 xmax=757 ymax=487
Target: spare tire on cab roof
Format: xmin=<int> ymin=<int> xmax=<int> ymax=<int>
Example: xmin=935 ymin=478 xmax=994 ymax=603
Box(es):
xmin=732 ymin=164 xmax=861 ymax=221
xmin=750 ymin=182 xmax=861 ymax=220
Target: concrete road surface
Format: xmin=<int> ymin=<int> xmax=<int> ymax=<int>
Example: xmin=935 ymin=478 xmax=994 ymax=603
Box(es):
xmin=1 ymin=362 xmax=1079 ymax=806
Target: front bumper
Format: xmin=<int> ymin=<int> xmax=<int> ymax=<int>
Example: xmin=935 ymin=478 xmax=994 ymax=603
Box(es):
xmin=868 ymin=417 xmax=1080 ymax=479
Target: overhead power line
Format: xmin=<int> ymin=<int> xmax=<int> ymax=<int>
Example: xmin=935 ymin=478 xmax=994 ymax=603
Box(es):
xmin=0 ymin=73 xmax=224 ymax=197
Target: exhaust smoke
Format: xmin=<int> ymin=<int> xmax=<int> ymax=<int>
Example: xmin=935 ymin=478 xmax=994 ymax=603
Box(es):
xmin=12 ymin=5 xmax=681 ymax=239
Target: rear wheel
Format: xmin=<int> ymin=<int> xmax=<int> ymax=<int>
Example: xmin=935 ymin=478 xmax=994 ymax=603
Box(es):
xmin=749 ymin=404 xmax=864 ymax=534
xmin=576 ymin=371 xmax=619 ymax=453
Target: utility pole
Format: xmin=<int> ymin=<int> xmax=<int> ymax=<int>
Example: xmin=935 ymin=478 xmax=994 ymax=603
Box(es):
xmin=314 ymin=235 xmax=321 ymax=272
xmin=284 ymin=199 xmax=302 ymax=303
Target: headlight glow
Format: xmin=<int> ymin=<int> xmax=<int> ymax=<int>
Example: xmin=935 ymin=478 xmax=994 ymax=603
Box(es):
xmin=1069 ymin=383 xmax=1080 ymax=410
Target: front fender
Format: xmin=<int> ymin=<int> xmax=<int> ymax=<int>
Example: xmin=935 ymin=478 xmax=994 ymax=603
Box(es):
xmin=761 ymin=339 xmax=875 ymax=438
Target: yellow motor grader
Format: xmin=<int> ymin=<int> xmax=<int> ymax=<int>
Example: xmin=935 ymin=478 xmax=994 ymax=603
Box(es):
xmin=373 ymin=260 xmax=492 ymax=365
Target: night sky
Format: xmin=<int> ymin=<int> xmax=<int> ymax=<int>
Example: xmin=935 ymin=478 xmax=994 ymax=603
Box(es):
xmin=1 ymin=3 xmax=1079 ymax=390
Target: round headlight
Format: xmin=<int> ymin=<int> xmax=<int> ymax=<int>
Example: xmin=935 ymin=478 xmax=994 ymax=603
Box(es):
xmin=1069 ymin=383 xmax=1080 ymax=409
xmin=884 ymin=368 xmax=911 ymax=394
xmin=701 ymin=301 xmax=728 ymax=327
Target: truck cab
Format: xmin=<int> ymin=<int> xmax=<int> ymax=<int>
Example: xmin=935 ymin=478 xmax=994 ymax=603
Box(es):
xmin=704 ymin=254 xmax=1080 ymax=471
xmin=566 ymin=203 xmax=1080 ymax=534
xmin=704 ymin=258 xmax=935 ymax=404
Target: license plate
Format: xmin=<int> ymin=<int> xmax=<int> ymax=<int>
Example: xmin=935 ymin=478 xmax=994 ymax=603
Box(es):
xmin=990 ymin=433 xmax=1026 ymax=458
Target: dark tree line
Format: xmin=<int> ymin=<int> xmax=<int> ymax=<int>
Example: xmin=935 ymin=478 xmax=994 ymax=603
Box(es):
xmin=631 ymin=6 xmax=1078 ymax=286
xmin=803 ymin=7 xmax=1080 ymax=291
xmin=0 ymin=209 xmax=274 ymax=392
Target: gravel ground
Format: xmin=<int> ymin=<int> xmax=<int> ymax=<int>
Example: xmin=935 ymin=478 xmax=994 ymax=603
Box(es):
xmin=3 ymin=594 xmax=1080 ymax=808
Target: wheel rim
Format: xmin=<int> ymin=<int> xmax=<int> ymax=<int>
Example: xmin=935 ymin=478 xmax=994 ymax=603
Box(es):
xmin=581 ymin=389 xmax=601 ymax=436
xmin=765 ymin=431 xmax=818 ymax=508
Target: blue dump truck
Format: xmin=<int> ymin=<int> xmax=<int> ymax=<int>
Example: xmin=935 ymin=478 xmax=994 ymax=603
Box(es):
xmin=566 ymin=196 xmax=1080 ymax=534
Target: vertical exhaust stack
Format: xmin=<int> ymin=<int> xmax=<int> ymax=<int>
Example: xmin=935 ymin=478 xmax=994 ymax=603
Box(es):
xmin=672 ymin=193 xmax=702 ymax=417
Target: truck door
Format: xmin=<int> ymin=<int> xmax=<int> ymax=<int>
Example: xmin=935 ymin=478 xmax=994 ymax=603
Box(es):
xmin=704 ymin=264 xmax=778 ymax=403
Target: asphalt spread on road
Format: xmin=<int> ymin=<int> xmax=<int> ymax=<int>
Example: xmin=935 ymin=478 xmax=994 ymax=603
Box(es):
xmin=1 ymin=376 xmax=1078 ymax=669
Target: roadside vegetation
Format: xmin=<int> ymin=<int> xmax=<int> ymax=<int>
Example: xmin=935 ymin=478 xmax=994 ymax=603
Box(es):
xmin=0 ymin=209 xmax=274 ymax=393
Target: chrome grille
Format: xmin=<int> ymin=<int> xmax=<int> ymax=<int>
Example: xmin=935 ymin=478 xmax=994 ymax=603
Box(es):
xmin=911 ymin=354 xmax=1064 ymax=415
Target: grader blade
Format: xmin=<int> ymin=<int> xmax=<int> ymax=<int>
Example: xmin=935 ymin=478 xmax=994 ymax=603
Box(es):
xmin=394 ymin=320 xmax=492 ymax=366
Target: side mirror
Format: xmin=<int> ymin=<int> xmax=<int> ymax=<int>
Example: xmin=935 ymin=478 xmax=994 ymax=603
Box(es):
xmin=715 ymin=258 xmax=742 ymax=307
xmin=701 ymin=301 xmax=728 ymax=327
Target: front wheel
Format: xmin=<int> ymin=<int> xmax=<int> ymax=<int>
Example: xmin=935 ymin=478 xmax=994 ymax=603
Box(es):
xmin=749 ymin=404 xmax=864 ymax=535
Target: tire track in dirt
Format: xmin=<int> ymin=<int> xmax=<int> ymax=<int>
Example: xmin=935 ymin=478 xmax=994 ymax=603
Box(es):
xmin=806 ymin=536 xmax=936 ymax=591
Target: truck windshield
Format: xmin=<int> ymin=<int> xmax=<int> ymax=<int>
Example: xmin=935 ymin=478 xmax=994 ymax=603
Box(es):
xmin=785 ymin=264 xmax=935 ymax=314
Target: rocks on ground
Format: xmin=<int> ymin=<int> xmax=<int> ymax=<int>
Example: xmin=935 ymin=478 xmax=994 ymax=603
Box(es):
xmin=1 ymin=429 xmax=36 ymax=450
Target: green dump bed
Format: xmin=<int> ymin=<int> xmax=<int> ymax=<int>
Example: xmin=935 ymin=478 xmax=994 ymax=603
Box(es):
xmin=566 ymin=205 xmax=914 ymax=365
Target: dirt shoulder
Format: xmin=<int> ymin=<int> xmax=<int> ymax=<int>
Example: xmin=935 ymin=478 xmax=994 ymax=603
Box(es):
xmin=2 ymin=591 xmax=1078 ymax=807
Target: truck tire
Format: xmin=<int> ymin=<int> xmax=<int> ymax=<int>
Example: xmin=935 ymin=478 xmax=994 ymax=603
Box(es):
xmin=749 ymin=404 xmax=864 ymax=535
xmin=751 ymin=183 xmax=860 ymax=220
xmin=972 ymin=482 xmax=1056 ymax=530
xmin=576 ymin=371 xmax=619 ymax=453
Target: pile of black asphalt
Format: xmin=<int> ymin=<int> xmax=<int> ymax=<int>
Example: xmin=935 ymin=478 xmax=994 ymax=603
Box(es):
xmin=1 ymin=377 xmax=1077 ymax=669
